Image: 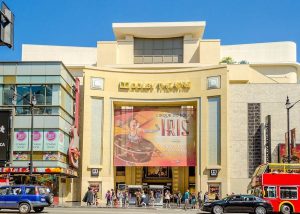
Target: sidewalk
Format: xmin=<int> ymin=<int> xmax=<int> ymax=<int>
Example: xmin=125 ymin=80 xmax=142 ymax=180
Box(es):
xmin=53 ymin=202 xmax=206 ymax=211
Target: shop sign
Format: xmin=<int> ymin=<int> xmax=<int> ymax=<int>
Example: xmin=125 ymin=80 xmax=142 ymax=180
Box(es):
xmin=13 ymin=152 xmax=28 ymax=160
xmin=0 ymin=111 xmax=10 ymax=161
xmin=91 ymin=168 xmax=99 ymax=177
xmin=68 ymin=126 xmax=80 ymax=169
xmin=265 ymin=115 xmax=271 ymax=163
xmin=14 ymin=130 xmax=29 ymax=151
xmin=209 ymin=169 xmax=219 ymax=177
xmin=44 ymin=130 xmax=58 ymax=151
xmin=32 ymin=130 xmax=43 ymax=151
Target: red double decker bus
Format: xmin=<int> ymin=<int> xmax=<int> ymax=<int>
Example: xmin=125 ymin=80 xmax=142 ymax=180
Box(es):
xmin=248 ymin=163 xmax=300 ymax=214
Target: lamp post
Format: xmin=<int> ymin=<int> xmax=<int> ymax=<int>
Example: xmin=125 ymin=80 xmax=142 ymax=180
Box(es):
xmin=285 ymin=96 xmax=300 ymax=163
xmin=12 ymin=92 xmax=37 ymax=183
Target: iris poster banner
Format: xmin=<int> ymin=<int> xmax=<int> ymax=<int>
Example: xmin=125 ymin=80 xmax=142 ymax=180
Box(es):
xmin=0 ymin=111 xmax=10 ymax=161
xmin=114 ymin=106 xmax=196 ymax=166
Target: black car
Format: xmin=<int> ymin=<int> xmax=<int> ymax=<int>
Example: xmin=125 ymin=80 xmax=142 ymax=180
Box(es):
xmin=202 ymin=195 xmax=273 ymax=214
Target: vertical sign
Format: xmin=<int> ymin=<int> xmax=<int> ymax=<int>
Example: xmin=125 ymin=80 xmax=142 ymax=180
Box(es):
xmin=265 ymin=115 xmax=272 ymax=163
xmin=291 ymin=128 xmax=296 ymax=153
xmin=0 ymin=111 xmax=10 ymax=161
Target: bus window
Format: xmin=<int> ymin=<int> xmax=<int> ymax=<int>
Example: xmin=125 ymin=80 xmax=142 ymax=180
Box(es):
xmin=263 ymin=186 xmax=276 ymax=198
xmin=280 ymin=187 xmax=298 ymax=199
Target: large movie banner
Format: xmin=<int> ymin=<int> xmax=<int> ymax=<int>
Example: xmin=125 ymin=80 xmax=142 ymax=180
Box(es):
xmin=114 ymin=106 xmax=196 ymax=166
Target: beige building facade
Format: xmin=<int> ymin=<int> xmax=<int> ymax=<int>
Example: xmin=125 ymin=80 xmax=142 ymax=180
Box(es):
xmin=22 ymin=21 xmax=300 ymax=204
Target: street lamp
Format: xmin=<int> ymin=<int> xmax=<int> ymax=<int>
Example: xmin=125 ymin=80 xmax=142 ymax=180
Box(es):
xmin=285 ymin=96 xmax=300 ymax=163
xmin=12 ymin=92 xmax=37 ymax=183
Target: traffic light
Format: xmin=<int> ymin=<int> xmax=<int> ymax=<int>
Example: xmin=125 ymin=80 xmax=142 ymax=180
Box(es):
xmin=28 ymin=162 xmax=31 ymax=172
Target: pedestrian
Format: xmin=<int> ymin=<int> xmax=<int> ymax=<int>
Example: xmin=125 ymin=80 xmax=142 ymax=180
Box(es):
xmin=191 ymin=193 xmax=196 ymax=209
xmin=105 ymin=190 xmax=111 ymax=207
xmin=82 ymin=187 xmax=94 ymax=206
xmin=215 ymin=193 xmax=220 ymax=200
xmin=164 ymin=190 xmax=171 ymax=208
xmin=124 ymin=191 xmax=129 ymax=208
xmin=149 ymin=190 xmax=155 ymax=207
xmin=184 ymin=189 xmax=190 ymax=210
xmin=111 ymin=189 xmax=117 ymax=207
xmin=197 ymin=191 xmax=202 ymax=208
xmin=177 ymin=191 xmax=182 ymax=208
xmin=141 ymin=191 xmax=147 ymax=207
xmin=135 ymin=190 xmax=141 ymax=206
xmin=118 ymin=190 xmax=124 ymax=207
xmin=204 ymin=192 xmax=209 ymax=203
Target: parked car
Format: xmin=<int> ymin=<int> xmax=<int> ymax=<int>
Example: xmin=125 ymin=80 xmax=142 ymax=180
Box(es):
xmin=0 ymin=185 xmax=53 ymax=214
xmin=202 ymin=194 xmax=273 ymax=214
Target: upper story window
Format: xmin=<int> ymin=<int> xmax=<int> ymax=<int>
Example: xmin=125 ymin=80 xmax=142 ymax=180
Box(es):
xmin=134 ymin=37 xmax=183 ymax=64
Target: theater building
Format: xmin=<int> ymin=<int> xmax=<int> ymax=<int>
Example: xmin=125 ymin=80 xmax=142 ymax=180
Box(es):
xmin=21 ymin=21 xmax=300 ymax=202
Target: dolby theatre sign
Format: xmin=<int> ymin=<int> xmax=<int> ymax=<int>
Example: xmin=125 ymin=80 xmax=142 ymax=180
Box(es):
xmin=119 ymin=81 xmax=191 ymax=92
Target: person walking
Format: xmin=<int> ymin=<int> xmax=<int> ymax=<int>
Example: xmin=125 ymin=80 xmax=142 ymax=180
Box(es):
xmin=149 ymin=190 xmax=155 ymax=207
xmin=191 ymin=193 xmax=196 ymax=209
xmin=204 ymin=192 xmax=209 ymax=203
xmin=82 ymin=187 xmax=94 ymax=206
xmin=105 ymin=190 xmax=112 ymax=207
xmin=117 ymin=190 xmax=124 ymax=207
xmin=197 ymin=191 xmax=203 ymax=208
xmin=135 ymin=190 xmax=141 ymax=207
xmin=141 ymin=191 xmax=147 ymax=207
xmin=177 ymin=191 xmax=182 ymax=208
xmin=164 ymin=190 xmax=171 ymax=208
xmin=111 ymin=189 xmax=117 ymax=207
xmin=215 ymin=193 xmax=220 ymax=200
xmin=124 ymin=191 xmax=129 ymax=208
xmin=184 ymin=189 xmax=190 ymax=211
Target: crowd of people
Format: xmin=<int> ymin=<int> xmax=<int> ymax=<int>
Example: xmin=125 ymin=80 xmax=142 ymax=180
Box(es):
xmin=83 ymin=187 xmax=222 ymax=209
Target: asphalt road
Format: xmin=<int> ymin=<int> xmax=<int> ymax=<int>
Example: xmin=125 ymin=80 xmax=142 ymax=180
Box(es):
xmin=0 ymin=207 xmax=243 ymax=214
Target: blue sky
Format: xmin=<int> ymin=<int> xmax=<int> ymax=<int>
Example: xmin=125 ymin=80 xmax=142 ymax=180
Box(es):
xmin=1 ymin=0 xmax=300 ymax=62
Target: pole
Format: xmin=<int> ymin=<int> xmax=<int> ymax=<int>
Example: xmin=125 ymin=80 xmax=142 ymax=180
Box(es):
xmin=30 ymin=104 xmax=34 ymax=182
xmin=287 ymin=107 xmax=291 ymax=163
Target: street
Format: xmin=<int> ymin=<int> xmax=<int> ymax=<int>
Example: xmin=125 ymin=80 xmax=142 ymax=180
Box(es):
xmin=0 ymin=207 xmax=244 ymax=214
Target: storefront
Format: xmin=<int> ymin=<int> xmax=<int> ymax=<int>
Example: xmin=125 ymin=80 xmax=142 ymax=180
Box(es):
xmin=0 ymin=62 xmax=80 ymax=204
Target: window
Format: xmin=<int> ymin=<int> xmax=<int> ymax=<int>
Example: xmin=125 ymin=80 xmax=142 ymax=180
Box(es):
xmin=116 ymin=166 xmax=125 ymax=176
xmin=31 ymin=85 xmax=46 ymax=105
xmin=263 ymin=186 xmax=276 ymax=198
xmin=0 ymin=187 xmax=9 ymax=195
xmin=25 ymin=187 xmax=35 ymax=195
xmin=16 ymin=85 xmax=31 ymax=105
xmin=280 ymin=187 xmax=298 ymax=199
xmin=134 ymin=37 xmax=183 ymax=64
xmin=243 ymin=196 xmax=255 ymax=201
xmin=189 ymin=166 xmax=195 ymax=176
xmin=3 ymin=84 xmax=54 ymax=113
xmin=231 ymin=195 xmax=242 ymax=201
xmin=9 ymin=187 xmax=22 ymax=195
xmin=46 ymin=85 xmax=53 ymax=105
xmin=3 ymin=85 xmax=14 ymax=105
